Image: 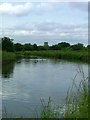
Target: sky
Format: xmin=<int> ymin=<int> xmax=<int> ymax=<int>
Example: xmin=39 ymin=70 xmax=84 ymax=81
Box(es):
xmin=0 ymin=0 xmax=89 ymax=46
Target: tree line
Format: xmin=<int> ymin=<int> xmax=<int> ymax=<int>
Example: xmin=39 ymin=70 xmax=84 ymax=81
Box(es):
xmin=1 ymin=37 xmax=90 ymax=52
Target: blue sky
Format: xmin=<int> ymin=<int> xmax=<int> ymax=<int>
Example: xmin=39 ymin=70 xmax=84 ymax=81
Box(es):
xmin=0 ymin=0 xmax=88 ymax=45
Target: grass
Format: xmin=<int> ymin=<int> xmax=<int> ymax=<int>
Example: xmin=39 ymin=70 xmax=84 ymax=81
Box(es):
xmin=2 ymin=51 xmax=16 ymax=64
xmin=64 ymin=68 xmax=88 ymax=118
xmin=17 ymin=49 xmax=89 ymax=63
xmin=1 ymin=49 xmax=89 ymax=63
xmin=40 ymin=68 xmax=88 ymax=119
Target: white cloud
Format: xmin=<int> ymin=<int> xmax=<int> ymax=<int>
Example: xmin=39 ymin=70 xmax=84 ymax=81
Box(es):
xmin=2 ymin=22 xmax=87 ymax=38
xmin=0 ymin=2 xmax=58 ymax=16
xmin=0 ymin=2 xmax=33 ymax=16
xmin=14 ymin=30 xmax=32 ymax=36
xmin=7 ymin=22 xmax=87 ymax=41
xmin=0 ymin=2 xmax=88 ymax=17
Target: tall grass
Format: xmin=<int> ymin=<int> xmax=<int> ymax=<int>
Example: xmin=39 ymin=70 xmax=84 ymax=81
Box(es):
xmin=41 ymin=69 xmax=88 ymax=119
xmin=2 ymin=51 xmax=16 ymax=64
xmin=18 ymin=50 xmax=89 ymax=63
xmin=64 ymin=69 xmax=88 ymax=118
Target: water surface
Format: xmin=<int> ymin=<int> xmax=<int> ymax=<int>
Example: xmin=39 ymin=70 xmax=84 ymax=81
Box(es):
xmin=2 ymin=58 xmax=88 ymax=118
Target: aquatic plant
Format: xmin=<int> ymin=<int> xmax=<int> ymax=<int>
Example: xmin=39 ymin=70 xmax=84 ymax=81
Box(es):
xmin=41 ymin=68 xmax=88 ymax=118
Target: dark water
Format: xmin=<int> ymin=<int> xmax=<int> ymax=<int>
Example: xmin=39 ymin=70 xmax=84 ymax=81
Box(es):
xmin=1 ymin=58 xmax=88 ymax=118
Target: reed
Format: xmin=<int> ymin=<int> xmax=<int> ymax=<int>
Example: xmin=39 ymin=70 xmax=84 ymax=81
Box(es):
xmin=18 ymin=50 xmax=88 ymax=63
xmin=2 ymin=51 xmax=16 ymax=64
xmin=41 ymin=68 xmax=88 ymax=118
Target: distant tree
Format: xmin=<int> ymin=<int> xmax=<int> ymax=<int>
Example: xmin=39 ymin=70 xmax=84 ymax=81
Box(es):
xmin=58 ymin=42 xmax=70 ymax=49
xmin=71 ymin=43 xmax=84 ymax=51
xmin=2 ymin=37 xmax=14 ymax=52
xmin=50 ymin=45 xmax=59 ymax=50
xmin=38 ymin=46 xmax=46 ymax=50
xmin=87 ymin=45 xmax=90 ymax=51
xmin=50 ymin=42 xmax=70 ymax=50
xmin=14 ymin=43 xmax=23 ymax=51
xmin=87 ymin=45 xmax=90 ymax=49
xmin=0 ymin=38 xmax=2 ymax=50
xmin=32 ymin=44 xmax=38 ymax=50
xmin=23 ymin=43 xmax=32 ymax=51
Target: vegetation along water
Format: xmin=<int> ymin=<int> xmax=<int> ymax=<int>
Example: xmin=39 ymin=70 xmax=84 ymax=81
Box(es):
xmin=0 ymin=37 xmax=89 ymax=118
xmin=1 ymin=37 xmax=90 ymax=63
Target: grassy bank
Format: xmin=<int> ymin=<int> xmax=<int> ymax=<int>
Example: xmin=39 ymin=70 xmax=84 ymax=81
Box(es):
xmin=1 ymin=49 xmax=89 ymax=63
xmin=17 ymin=49 xmax=89 ymax=63
xmin=2 ymin=51 xmax=16 ymax=64
xmin=41 ymin=70 xmax=88 ymax=119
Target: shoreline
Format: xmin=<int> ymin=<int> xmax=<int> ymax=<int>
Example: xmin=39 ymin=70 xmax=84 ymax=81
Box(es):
xmin=16 ymin=50 xmax=89 ymax=63
xmin=2 ymin=50 xmax=89 ymax=64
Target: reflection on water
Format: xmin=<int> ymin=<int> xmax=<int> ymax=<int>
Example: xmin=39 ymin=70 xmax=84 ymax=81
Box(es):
xmin=2 ymin=58 xmax=88 ymax=118
xmin=2 ymin=58 xmax=64 ymax=80
xmin=2 ymin=62 xmax=15 ymax=78
xmin=0 ymin=62 xmax=2 ymax=119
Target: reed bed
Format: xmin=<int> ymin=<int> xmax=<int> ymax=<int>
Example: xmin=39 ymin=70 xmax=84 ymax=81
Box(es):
xmin=2 ymin=51 xmax=16 ymax=64
xmin=18 ymin=50 xmax=88 ymax=63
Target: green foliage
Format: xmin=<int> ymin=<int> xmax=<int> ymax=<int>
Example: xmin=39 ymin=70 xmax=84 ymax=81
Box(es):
xmin=50 ymin=42 xmax=70 ymax=50
xmin=14 ymin=43 xmax=23 ymax=51
xmin=41 ymin=69 xmax=88 ymax=118
xmin=41 ymin=97 xmax=63 ymax=118
xmin=1 ymin=37 xmax=89 ymax=63
xmin=32 ymin=44 xmax=38 ymax=50
xmin=23 ymin=43 xmax=32 ymax=51
xmin=1 ymin=37 xmax=87 ymax=53
xmin=50 ymin=44 xmax=59 ymax=50
xmin=58 ymin=42 xmax=70 ymax=49
xmin=2 ymin=51 xmax=16 ymax=64
xmin=71 ymin=43 xmax=84 ymax=51
xmin=64 ymin=69 xmax=88 ymax=118
xmin=2 ymin=37 xmax=14 ymax=52
xmin=19 ymin=49 xmax=88 ymax=63
xmin=38 ymin=45 xmax=46 ymax=50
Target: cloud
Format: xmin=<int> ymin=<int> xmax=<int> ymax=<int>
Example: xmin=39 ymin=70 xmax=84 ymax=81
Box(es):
xmin=0 ymin=2 xmax=88 ymax=17
xmin=0 ymin=2 xmax=58 ymax=16
xmin=0 ymin=2 xmax=33 ymax=16
xmin=70 ymin=2 xmax=88 ymax=12
xmin=1 ymin=22 xmax=87 ymax=45
xmin=3 ymin=22 xmax=87 ymax=42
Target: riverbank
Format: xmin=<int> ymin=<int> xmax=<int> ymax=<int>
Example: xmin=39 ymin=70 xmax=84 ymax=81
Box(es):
xmin=17 ymin=50 xmax=89 ymax=63
xmin=41 ymin=73 xmax=88 ymax=119
xmin=2 ymin=49 xmax=89 ymax=64
xmin=2 ymin=51 xmax=16 ymax=64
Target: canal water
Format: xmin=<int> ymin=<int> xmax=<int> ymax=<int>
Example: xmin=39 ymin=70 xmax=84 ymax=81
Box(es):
xmin=1 ymin=58 xmax=88 ymax=118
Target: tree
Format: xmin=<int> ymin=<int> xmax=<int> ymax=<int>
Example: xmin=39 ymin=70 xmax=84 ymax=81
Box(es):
xmin=50 ymin=45 xmax=59 ymax=50
xmin=32 ymin=44 xmax=38 ymax=50
xmin=2 ymin=37 xmax=14 ymax=52
xmin=23 ymin=43 xmax=32 ymax=51
xmin=71 ymin=43 xmax=84 ymax=51
xmin=0 ymin=38 xmax=1 ymax=50
xmin=58 ymin=42 xmax=70 ymax=49
xmin=38 ymin=46 xmax=46 ymax=50
xmin=14 ymin=43 xmax=23 ymax=51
